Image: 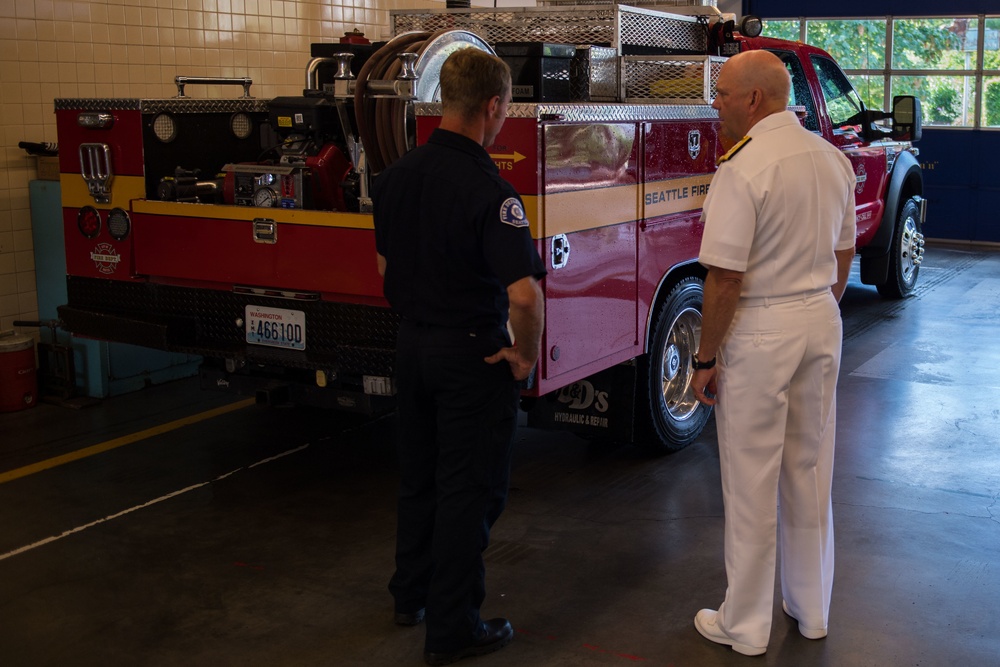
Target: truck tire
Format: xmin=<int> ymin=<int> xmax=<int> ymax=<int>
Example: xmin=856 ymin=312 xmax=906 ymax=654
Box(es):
xmin=876 ymin=197 xmax=924 ymax=299
xmin=638 ymin=277 xmax=713 ymax=454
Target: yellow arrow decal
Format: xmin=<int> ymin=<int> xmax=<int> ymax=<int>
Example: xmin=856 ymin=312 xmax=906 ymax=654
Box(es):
xmin=490 ymin=150 xmax=526 ymax=163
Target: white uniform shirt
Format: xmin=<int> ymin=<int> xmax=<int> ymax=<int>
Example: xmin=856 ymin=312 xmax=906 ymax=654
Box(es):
xmin=699 ymin=111 xmax=857 ymax=299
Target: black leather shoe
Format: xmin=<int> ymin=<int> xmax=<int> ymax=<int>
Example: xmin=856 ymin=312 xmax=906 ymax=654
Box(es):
xmin=394 ymin=608 xmax=425 ymax=626
xmin=424 ymin=618 xmax=514 ymax=666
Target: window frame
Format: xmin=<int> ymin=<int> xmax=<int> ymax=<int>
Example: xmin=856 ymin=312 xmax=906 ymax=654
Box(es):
xmin=764 ymin=14 xmax=1000 ymax=130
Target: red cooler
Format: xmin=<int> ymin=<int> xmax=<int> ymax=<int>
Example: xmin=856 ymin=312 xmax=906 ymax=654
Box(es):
xmin=0 ymin=332 xmax=37 ymax=412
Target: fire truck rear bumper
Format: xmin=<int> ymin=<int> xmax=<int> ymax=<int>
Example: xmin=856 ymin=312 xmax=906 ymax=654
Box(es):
xmin=57 ymin=305 xmax=183 ymax=349
xmin=199 ymin=363 xmax=395 ymax=414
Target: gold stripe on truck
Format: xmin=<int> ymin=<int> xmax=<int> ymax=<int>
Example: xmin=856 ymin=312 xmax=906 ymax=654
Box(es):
xmin=132 ymin=199 xmax=378 ymax=230
xmin=60 ymin=173 xmax=713 ymax=240
xmin=540 ymin=173 xmax=715 ymax=237
xmin=543 ymin=185 xmax=640 ymax=237
xmin=643 ymin=174 xmax=714 ymax=219
xmin=60 ymin=174 xmax=146 ymax=210
xmin=135 ymin=198 xmax=548 ymax=237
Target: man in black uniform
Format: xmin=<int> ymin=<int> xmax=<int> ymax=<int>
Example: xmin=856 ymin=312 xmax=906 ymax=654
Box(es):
xmin=372 ymin=47 xmax=545 ymax=666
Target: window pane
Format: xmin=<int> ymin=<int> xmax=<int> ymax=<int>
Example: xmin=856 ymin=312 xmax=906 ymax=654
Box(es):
xmin=806 ymin=20 xmax=886 ymax=70
xmin=892 ymin=75 xmax=976 ymax=126
xmin=848 ymin=74 xmax=886 ymax=111
xmin=985 ymin=18 xmax=1000 ymax=71
xmin=983 ymin=76 xmax=1000 ymax=127
xmin=764 ymin=20 xmax=800 ymax=42
xmin=769 ymin=49 xmax=820 ymax=131
xmin=892 ymin=18 xmax=979 ymax=70
xmin=812 ymin=55 xmax=866 ymax=126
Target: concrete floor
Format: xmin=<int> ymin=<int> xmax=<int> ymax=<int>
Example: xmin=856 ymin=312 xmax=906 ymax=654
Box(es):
xmin=1 ymin=244 xmax=998 ymax=667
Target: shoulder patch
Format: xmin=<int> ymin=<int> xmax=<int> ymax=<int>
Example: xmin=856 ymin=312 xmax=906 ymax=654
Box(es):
xmin=499 ymin=197 xmax=528 ymax=228
xmin=716 ymin=136 xmax=752 ymax=166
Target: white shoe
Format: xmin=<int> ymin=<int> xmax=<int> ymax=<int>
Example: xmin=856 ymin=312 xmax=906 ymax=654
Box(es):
xmin=694 ymin=609 xmax=766 ymax=656
xmin=782 ymin=600 xmax=828 ymax=639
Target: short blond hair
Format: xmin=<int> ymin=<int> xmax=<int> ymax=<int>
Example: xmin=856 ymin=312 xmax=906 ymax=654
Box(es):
xmin=440 ymin=48 xmax=512 ymax=120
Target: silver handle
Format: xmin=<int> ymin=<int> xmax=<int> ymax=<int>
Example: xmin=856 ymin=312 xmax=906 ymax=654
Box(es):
xmin=174 ymin=76 xmax=253 ymax=98
xmin=253 ymin=218 xmax=277 ymax=244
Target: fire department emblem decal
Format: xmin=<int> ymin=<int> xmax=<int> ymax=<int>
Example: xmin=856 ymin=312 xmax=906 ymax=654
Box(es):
xmin=91 ymin=243 xmax=121 ymax=274
xmin=499 ymin=197 xmax=528 ymax=228
xmin=688 ymin=130 xmax=702 ymax=160
xmin=855 ymin=163 xmax=867 ymax=194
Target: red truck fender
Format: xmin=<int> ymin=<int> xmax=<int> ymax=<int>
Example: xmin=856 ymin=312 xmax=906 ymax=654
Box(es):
xmin=859 ymin=149 xmax=924 ymax=285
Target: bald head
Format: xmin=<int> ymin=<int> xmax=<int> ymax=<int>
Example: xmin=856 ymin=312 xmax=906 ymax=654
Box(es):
xmin=727 ymin=50 xmax=791 ymax=112
xmin=712 ymin=49 xmax=792 ymax=141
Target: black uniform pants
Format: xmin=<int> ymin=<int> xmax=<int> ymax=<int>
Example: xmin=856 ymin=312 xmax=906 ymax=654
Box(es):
xmin=388 ymin=320 xmax=520 ymax=653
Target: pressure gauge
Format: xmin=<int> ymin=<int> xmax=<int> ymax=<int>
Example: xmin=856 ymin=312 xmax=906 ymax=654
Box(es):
xmin=254 ymin=187 xmax=277 ymax=208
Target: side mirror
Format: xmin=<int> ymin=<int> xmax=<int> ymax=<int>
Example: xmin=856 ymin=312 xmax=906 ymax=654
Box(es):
xmin=892 ymin=96 xmax=922 ymax=142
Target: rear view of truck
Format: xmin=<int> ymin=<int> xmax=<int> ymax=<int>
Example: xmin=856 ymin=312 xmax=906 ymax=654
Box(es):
xmin=53 ymin=3 xmax=924 ymax=453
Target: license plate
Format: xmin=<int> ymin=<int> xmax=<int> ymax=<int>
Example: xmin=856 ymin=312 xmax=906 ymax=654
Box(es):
xmin=245 ymin=305 xmax=306 ymax=350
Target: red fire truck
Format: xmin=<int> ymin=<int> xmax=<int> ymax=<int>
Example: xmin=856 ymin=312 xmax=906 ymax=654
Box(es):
xmin=52 ymin=4 xmax=925 ymax=452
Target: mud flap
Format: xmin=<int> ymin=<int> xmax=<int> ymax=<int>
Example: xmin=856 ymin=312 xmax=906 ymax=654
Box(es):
xmin=526 ymin=362 xmax=638 ymax=442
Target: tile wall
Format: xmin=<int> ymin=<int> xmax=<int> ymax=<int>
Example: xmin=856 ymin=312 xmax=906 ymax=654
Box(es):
xmin=0 ymin=0 xmax=450 ymax=335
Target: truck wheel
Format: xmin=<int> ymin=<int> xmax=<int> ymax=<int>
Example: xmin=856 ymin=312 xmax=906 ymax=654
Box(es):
xmin=876 ymin=197 xmax=924 ymax=299
xmin=638 ymin=277 xmax=713 ymax=454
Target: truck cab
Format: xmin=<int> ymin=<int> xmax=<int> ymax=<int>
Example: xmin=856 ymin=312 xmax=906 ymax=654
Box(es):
xmin=758 ymin=38 xmax=926 ymax=298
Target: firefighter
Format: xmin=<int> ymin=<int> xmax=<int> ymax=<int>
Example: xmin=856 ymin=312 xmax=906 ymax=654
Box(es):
xmin=689 ymin=49 xmax=856 ymax=655
xmin=372 ymin=48 xmax=545 ymax=666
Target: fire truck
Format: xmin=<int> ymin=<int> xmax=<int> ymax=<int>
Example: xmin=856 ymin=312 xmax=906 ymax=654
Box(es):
xmin=52 ymin=3 xmax=925 ymax=453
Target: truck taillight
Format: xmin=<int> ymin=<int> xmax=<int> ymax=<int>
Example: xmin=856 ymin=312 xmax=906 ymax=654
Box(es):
xmin=78 ymin=206 xmax=101 ymax=238
xmin=107 ymin=207 xmax=131 ymax=240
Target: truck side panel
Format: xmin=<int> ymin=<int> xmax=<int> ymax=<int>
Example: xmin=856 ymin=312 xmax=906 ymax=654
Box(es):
xmin=130 ymin=203 xmax=385 ymax=301
xmin=539 ymin=122 xmax=640 ymax=387
xmin=638 ymin=119 xmax=720 ymax=348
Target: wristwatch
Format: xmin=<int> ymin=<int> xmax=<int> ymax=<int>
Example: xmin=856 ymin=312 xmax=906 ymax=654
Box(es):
xmin=692 ymin=353 xmax=716 ymax=370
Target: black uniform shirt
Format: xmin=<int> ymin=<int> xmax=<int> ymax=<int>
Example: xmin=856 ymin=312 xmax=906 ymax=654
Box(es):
xmin=373 ymin=128 xmax=545 ymax=330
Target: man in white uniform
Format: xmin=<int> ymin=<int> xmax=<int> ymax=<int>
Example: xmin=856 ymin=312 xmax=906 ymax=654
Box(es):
xmin=689 ymin=49 xmax=856 ymax=656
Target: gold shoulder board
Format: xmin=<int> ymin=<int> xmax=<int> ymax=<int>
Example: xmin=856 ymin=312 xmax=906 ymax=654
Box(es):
xmin=716 ymin=136 xmax=752 ymax=166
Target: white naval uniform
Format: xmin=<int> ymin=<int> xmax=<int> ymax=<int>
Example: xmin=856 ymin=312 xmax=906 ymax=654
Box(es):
xmin=698 ymin=110 xmax=856 ymax=649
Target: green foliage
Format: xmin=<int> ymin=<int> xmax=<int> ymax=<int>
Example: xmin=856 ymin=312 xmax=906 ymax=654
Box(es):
xmin=848 ymin=75 xmax=884 ymax=111
xmin=926 ymin=87 xmax=962 ymax=123
xmin=891 ymin=76 xmax=969 ymax=126
xmin=807 ymin=20 xmax=886 ymax=69
xmin=891 ymin=18 xmax=965 ymax=69
xmin=986 ymin=80 xmax=1000 ymax=127
xmin=761 ymin=16 xmax=999 ymax=126
xmin=764 ymin=20 xmax=800 ymax=42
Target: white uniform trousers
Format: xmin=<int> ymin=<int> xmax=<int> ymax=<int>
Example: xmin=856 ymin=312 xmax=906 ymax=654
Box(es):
xmin=714 ymin=289 xmax=841 ymax=649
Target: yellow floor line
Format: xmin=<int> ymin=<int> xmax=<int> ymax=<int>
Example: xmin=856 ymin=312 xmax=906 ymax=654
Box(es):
xmin=0 ymin=398 xmax=256 ymax=485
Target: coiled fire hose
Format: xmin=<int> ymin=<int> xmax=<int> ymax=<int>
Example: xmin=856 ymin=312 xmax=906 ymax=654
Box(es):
xmin=353 ymin=30 xmax=455 ymax=174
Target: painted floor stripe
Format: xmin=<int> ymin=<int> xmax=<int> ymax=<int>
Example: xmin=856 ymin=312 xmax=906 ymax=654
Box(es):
xmin=0 ymin=443 xmax=310 ymax=562
xmin=0 ymin=398 xmax=256 ymax=485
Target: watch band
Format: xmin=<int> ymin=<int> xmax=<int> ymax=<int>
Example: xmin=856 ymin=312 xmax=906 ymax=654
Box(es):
xmin=692 ymin=353 xmax=716 ymax=370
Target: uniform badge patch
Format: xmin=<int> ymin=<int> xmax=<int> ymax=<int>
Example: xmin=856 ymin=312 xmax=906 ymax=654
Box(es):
xmin=500 ymin=197 xmax=528 ymax=228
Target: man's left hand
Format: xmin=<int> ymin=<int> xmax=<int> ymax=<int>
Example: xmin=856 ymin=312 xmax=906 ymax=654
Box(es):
xmin=692 ymin=367 xmax=718 ymax=406
xmin=485 ymin=345 xmax=535 ymax=381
